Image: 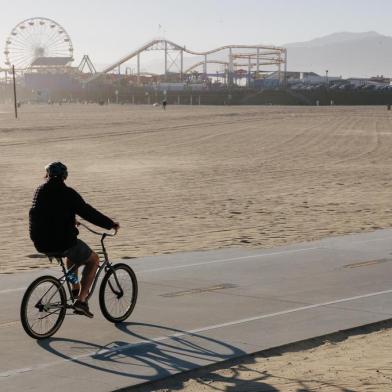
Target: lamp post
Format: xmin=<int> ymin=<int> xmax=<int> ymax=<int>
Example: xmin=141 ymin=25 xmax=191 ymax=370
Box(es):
xmin=12 ymin=65 xmax=18 ymax=119
xmin=326 ymin=70 xmax=329 ymax=85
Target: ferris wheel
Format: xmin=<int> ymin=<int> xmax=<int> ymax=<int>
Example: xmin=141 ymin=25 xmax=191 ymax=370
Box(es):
xmin=4 ymin=17 xmax=74 ymax=69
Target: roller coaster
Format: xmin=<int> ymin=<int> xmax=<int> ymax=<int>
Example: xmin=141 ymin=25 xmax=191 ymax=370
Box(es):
xmin=1 ymin=17 xmax=287 ymax=89
xmin=86 ymin=38 xmax=287 ymax=86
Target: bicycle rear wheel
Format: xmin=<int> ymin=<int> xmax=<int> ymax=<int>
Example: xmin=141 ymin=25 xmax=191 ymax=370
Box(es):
xmin=20 ymin=275 xmax=67 ymax=339
xmin=99 ymin=263 xmax=138 ymax=323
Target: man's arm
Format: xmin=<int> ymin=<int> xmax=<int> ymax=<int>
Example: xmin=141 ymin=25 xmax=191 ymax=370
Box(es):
xmin=69 ymin=188 xmax=116 ymax=230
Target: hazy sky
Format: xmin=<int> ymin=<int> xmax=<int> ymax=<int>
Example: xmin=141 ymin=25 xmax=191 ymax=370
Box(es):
xmin=1 ymin=0 xmax=392 ymax=67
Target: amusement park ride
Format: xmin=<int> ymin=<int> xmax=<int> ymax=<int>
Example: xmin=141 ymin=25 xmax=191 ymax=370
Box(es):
xmin=86 ymin=39 xmax=287 ymax=87
xmin=1 ymin=17 xmax=73 ymax=77
xmin=1 ymin=17 xmax=288 ymax=88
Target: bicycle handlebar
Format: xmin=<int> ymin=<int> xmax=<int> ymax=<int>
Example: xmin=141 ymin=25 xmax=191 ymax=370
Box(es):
xmin=77 ymin=221 xmax=117 ymax=237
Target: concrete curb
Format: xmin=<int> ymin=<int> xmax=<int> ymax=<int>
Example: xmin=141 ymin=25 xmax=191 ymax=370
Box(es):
xmin=114 ymin=317 xmax=392 ymax=392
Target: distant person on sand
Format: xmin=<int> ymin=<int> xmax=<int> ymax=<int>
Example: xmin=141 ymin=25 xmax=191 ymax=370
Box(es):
xmin=29 ymin=162 xmax=119 ymax=318
xmin=162 ymin=98 xmax=167 ymax=110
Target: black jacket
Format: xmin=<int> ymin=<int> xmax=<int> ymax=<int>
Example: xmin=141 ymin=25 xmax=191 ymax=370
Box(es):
xmin=29 ymin=178 xmax=114 ymax=253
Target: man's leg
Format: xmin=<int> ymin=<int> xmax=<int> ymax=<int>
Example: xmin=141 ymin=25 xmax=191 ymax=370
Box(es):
xmin=78 ymin=251 xmax=100 ymax=303
xmin=66 ymin=258 xmax=80 ymax=297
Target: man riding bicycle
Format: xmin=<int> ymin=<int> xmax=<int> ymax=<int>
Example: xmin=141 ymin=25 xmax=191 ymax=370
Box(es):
xmin=29 ymin=162 xmax=119 ymax=318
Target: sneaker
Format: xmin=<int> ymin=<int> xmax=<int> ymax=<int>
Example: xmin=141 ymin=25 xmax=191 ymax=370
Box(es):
xmin=73 ymin=300 xmax=94 ymax=318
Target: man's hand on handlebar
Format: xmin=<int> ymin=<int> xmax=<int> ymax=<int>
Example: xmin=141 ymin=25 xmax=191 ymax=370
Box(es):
xmin=112 ymin=222 xmax=120 ymax=234
xmin=75 ymin=219 xmax=119 ymax=236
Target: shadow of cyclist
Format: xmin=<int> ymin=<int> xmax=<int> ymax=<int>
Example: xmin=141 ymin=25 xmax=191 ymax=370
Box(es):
xmin=37 ymin=321 xmax=358 ymax=392
xmin=113 ymin=322 xmax=280 ymax=391
xmin=37 ymin=321 xmax=248 ymax=383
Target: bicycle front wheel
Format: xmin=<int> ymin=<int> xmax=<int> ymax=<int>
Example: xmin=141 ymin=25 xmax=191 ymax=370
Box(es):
xmin=20 ymin=275 xmax=67 ymax=339
xmin=99 ymin=263 xmax=138 ymax=323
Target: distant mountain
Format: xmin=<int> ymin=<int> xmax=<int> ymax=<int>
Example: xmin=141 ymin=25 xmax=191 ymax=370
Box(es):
xmin=284 ymin=32 xmax=392 ymax=78
xmin=285 ymin=31 xmax=381 ymax=48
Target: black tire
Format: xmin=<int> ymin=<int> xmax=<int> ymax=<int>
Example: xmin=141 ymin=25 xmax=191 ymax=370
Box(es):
xmin=99 ymin=263 xmax=138 ymax=323
xmin=20 ymin=275 xmax=66 ymax=339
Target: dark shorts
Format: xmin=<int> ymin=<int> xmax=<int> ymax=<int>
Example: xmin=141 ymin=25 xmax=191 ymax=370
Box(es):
xmin=62 ymin=239 xmax=93 ymax=265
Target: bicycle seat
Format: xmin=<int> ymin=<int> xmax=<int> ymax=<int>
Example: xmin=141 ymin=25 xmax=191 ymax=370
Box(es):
xmin=45 ymin=252 xmax=65 ymax=262
xmin=45 ymin=252 xmax=64 ymax=257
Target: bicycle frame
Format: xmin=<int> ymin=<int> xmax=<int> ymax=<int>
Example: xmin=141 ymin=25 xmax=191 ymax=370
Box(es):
xmin=56 ymin=255 xmax=109 ymax=304
xmin=36 ymin=223 xmax=121 ymax=311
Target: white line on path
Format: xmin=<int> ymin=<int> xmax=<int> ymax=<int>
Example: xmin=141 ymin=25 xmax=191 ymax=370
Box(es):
xmin=1 ymin=287 xmax=392 ymax=379
xmin=0 ymin=246 xmax=319 ymax=295
xmin=0 ymin=288 xmax=27 ymax=294
xmin=140 ymin=246 xmax=320 ymax=273
xmin=1 ymin=233 xmax=392 ymax=295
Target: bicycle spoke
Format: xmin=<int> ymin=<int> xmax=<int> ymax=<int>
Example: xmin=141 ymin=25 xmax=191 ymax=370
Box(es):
xmin=23 ymin=278 xmax=65 ymax=337
xmin=103 ymin=267 xmax=135 ymax=319
xmin=38 ymin=308 xmax=61 ymax=320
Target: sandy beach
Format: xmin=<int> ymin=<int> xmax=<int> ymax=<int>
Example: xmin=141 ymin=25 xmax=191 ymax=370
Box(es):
xmin=1 ymin=103 xmax=391 ymax=390
xmin=1 ymin=104 xmax=391 ymax=273
xmin=134 ymin=321 xmax=392 ymax=392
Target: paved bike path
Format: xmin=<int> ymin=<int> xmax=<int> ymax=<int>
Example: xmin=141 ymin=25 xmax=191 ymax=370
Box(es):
xmin=1 ymin=230 xmax=392 ymax=391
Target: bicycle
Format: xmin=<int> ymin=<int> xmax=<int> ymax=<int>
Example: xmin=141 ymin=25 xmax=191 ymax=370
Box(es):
xmin=20 ymin=222 xmax=138 ymax=339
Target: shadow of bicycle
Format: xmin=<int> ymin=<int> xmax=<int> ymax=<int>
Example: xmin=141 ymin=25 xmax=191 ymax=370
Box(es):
xmin=36 ymin=321 xmax=361 ymax=392
xmin=37 ymin=321 xmax=247 ymax=384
